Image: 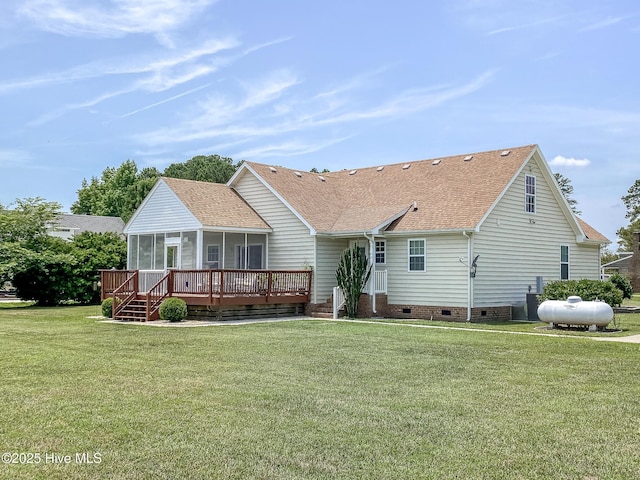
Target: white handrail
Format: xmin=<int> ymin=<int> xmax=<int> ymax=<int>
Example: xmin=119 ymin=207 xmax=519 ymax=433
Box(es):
xmin=333 ymin=286 xmax=345 ymax=319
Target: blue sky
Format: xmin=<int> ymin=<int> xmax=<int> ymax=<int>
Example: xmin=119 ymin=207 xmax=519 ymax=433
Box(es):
xmin=0 ymin=0 xmax=638 ymax=248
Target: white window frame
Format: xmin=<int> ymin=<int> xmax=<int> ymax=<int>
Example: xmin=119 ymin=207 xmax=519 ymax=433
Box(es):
xmin=375 ymin=240 xmax=386 ymax=265
xmin=560 ymin=245 xmax=570 ymax=280
xmin=206 ymin=244 xmax=220 ymax=268
xmin=407 ymin=238 xmax=426 ymax=272
xmin=525 ymin=174 xmax=536 ymax=214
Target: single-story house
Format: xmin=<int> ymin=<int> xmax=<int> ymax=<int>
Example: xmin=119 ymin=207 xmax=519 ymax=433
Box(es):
xmin=110 ymin=144 xmax=609 ymax=321
xmin=49 ymin=213 xmax=125 ymax=241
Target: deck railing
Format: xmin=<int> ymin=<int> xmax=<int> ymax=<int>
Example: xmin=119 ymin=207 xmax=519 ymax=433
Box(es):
xmin=111 ymin=271 xmax=138 ymax=318
xmin=101 ymin=268 xmax=313 ymax=307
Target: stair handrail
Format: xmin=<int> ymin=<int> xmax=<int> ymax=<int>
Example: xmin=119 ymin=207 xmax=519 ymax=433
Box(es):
xmin=112 ymin=271 xmax=139 ymax=319
xmin=146 ymin=271 xmax=173 ymax=321
xmin=333 ymin=286 xmax=345 ymax=319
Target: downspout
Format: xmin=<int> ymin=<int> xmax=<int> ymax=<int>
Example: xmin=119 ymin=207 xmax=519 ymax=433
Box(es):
xmin=463 ymin=231 xmax=472 ymax=322
xmin=363 ymin=232 xmax=376 ymax=315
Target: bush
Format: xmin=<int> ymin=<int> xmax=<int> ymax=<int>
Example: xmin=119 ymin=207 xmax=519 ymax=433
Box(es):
xmin=609 ymin=273 xmax=633 ymax=300
xmin=101 ymin=297 xmax=114 ymax=318
xmin=539 ymin=279 xmax=623 ymax=307
xmin=159 ymin=297 xmax=188 ymax=322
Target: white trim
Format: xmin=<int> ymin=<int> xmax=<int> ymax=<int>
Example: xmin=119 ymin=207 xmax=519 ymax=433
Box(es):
xmin=407 ymin=238 xmax=426 ymax=272
xmin=525 ymin=174 xmax=536 ymax=214
xmin=560 ymin=244 xmax=570 ymax=280
xmin=205 ymin=244 xmax=221 ymax=268
xmin=375 ymin=239 xmax=386 ymax=265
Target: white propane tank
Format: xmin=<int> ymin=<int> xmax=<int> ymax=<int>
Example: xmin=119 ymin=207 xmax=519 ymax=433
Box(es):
xmin=537 ymin=296 xmax=613 ymax=327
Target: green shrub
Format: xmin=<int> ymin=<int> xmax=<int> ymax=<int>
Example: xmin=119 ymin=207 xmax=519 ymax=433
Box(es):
xmin=101 ymin=298 xmax=114 ymax=318
xmin=609 ymin=273 xmax=633 ymax=300
xmin=539 ymin=279 xmax=623 ymax=307
xmin=159 ymin=297 xmax=188 ymax=322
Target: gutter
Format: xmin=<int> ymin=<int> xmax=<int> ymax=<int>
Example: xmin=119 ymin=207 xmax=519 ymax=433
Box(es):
xmin=463 ymin=231 xmax=472 ymax=322
xmin=363 ymin=231 xmax=376 ymax=315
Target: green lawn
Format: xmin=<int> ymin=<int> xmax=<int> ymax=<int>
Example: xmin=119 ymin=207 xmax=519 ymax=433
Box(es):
xmin=2 ymin=305 xmax=640 ymax=479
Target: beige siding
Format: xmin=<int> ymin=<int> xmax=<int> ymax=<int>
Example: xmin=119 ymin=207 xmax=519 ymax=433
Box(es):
xmin=314 ymin=237 xmax=350 ymax=303
xmin=384 ymin=234 xmax=469 ymax=307
xmin=126 ymin=181 xmax=199 ymax=234
xmin=473 ymin=155 xmax=600 ymax=307
xmin=233 ymin=173 xmax=315 ymax=279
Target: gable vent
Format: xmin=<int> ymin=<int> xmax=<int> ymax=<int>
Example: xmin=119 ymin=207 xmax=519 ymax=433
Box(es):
xmin=294 ymin=171 xmax=302 ymax=178
xmin=500 ymin=150 xmax=511 ymax=157
xmin=269 ymin=166 xmax=277 ymax=173
xmin=432 ymin=159 xmax=441 ymax=166
xmin=318 ymin=175 xmax=326 ymax=182
xmin=464 ymin=155 xmax=473 ymax=161
xmin=349 ymin=170 xmax=357 ymax=175
xmin=402 ymin=164 xmax=411 ymax=170
xmin=376 ymin=166 xmax=384 ymax=172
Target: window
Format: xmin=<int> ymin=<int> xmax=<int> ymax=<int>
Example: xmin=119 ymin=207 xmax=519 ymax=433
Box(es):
xmin=206 ymin=245 xmax=220 ymax=268
xmin=560 ymin=245 xmax=569 ymax=280
xmin=525 ymin=175 xmax=536 ymax=213
xmin=408 ymin=239 xmax=426 ymax=272
xmin=375 ymin=240 xmax=386 ymax=264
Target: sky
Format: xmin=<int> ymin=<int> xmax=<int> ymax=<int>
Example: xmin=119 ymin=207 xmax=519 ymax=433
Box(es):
xmin=0 ymin=0 xmax=638 ymax=248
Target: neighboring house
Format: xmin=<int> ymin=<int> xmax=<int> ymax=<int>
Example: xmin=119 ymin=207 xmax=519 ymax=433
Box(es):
xmin=601 ymin=253 xmax=633 ymax=278
xmin=49 ymin=214 xmax=125 ymax=241
xmin=122 ymin=144 xmax=609 ymax=321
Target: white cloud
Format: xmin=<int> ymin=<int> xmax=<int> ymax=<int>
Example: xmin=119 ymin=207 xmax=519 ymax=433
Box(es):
xmin=0 ymin=37 xmax=238 ymax=96
xmin=135 ymin=69 xmax=497 ymax=148
xmin=550 ymin=155 xmax=591 ymax=167
xmin=18 ymin=0 xmax=215 ymax=38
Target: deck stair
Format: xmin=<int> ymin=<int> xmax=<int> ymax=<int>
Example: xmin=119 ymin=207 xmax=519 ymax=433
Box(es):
xmin=310 ymin=297 xmax=342 ymax=319
xmin=116 ymin=297 xmax=148 ymax=322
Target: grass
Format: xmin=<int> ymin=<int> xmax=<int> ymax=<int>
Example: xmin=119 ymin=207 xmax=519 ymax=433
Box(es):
xmin=2 ymin=305 xmax=640 ymax=479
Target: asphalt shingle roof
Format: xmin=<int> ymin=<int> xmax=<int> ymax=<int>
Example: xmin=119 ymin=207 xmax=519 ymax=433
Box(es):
xmin=246 ymin=145 xmax=538 ymax=233
xmin=162 ymin=177 xmax=271 ymax=230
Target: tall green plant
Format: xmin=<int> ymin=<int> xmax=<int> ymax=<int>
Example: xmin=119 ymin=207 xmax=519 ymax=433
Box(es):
xmin=336 ymin=247 xmax=372 ymax=318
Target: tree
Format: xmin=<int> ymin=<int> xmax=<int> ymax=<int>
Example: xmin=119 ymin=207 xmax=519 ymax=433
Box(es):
xmin=616 ymin=179 xmax=640 ymax=251
xmin=72 ymin=161 xmax=161 ymax=222
xmin=0 ymin=198 xmax=62 ymax=286
xmin=554 ymin=173 xmax=580 ymax=215
xmin=68 ymin=232 xmax=127 ymax=304
xmin=72 ymin=154 xmax=240 ymax=222
xmin=336 ymin=247 xmax=371 ymax=318
xmin=0 ymin=198 xmax=126 ymax=305
xmin=163 ymin=154 xmax=239 ymax=183
xmin=622 ymin=179 xmax=640 ymax=223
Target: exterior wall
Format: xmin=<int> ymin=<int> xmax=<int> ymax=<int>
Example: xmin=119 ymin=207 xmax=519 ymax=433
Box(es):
xmin=383 ymin=233 xmax=469 ymax=307
xmin=314 ymin=236 xmax=349 ymax=303
xmin=126 ymin=181 xmax=200 ymax=234
xmin=631 ymin=233 xmax=640 ymax=292
xmin=233 ymin=173 xmax=316 ymax=294
xmin=473 ymin=154 xmax=601 ymax=308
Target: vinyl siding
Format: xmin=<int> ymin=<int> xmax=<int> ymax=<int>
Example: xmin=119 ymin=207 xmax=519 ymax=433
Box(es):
xmin=126 ymin=181 xmax=200 ymax=234
xmin=384 ymin=233 xmax=469 ymax=307
xmin=314 ymin=237 xmax=350 ymax=303
xmin=233 ymin=172 xmax=315 ymax=269
xmin=472 ymin=155 xmax=600 ymax=307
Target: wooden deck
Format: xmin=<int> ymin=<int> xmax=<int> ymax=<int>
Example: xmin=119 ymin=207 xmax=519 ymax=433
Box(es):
xmin=101 ymin=269 xmax=312 ymax=321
